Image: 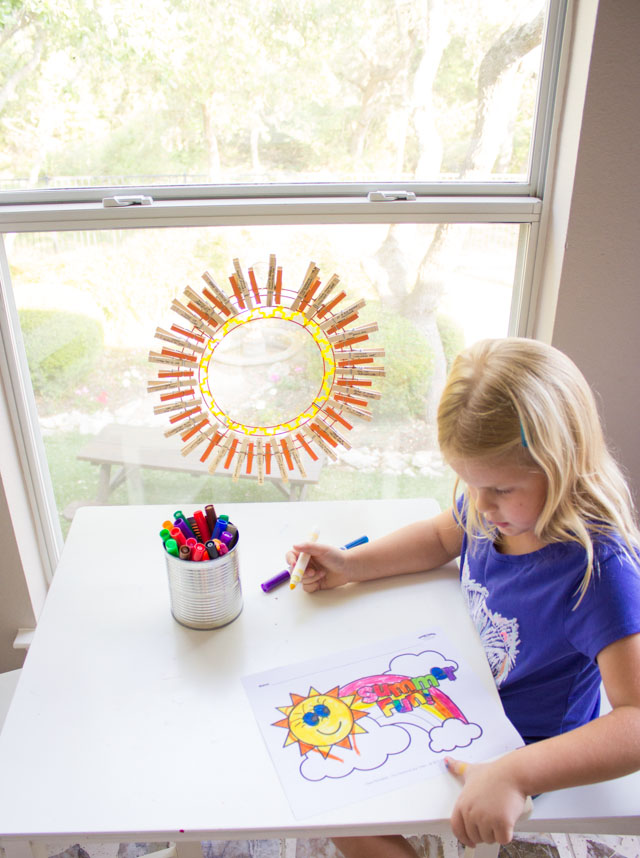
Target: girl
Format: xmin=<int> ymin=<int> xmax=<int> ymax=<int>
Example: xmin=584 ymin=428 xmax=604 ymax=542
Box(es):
xmin=287 ymin=338 xmax=640 ymax=857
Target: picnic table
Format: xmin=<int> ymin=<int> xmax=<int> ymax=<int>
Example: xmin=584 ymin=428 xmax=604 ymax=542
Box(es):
xmin=64 ymin=423 xmax=325 ymax=518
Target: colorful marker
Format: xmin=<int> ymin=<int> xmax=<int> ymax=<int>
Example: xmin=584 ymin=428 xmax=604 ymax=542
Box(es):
xmin=193 ymin=509 xmax=211 ymax=542
xmin=160 ymin=505 xmax=238 ymax=564
xmin=188 ymin=516 xmax=202 ymax=541
xmin=212 ymin=518 xmax=227 ymax=540
xmin=192 ymin=543 xmax=207 ymax=562
xmin=205 ymin=504 xmax=217 ymax=533
xmin=170 ymin=526 xmax=187 ymax=547
xmin=174 ymin=516 xmax=197 ymax=542
xmin=341 ymin=535 xmax=369 ymax=551
xmin=174 ymin=510 xmax=197 ymax=539
xmin=165 ymin=538 xmax=180 ymax=557
xmin=260 ymin=568 xmax=290 ymax=593
xmin=289 ymin=525 xmax=320 ymax=590
xmin=224 ymin=522 xmax=239 ymax=548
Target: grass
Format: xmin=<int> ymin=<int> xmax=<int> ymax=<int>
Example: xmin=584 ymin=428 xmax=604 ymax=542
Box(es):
xmin=44 ymin=431 xmax=457 ymax=540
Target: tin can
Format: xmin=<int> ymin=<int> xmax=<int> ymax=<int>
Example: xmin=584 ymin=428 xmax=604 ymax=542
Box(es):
xmin=164 ymin=540 xmax=242 ymax=629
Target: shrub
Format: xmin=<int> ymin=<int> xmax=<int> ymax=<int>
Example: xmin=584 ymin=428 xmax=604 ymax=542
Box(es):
xmin=18 ymin=309 xmax=104 ymax=398
xmin=358 ymin=302 xmax=435 ymax=420
xmin=436 ymin=313 xmax=465 ymax=371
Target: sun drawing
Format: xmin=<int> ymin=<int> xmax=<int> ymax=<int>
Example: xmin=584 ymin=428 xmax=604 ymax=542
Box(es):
xmin=273 ymin=686 xmax=369 ymax=760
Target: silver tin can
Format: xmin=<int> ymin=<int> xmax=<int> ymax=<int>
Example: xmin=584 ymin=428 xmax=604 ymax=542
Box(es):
xmin=164 ymin=541 xmax=242 ymax=629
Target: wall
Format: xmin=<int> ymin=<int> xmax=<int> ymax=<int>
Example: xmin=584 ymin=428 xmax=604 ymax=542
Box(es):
xmin=0 ymin=472 xmax=34 ymax=670
xmin=0 ymin=314 xmax=41 ymax=669
xmin=549 ymin=0 xmax=640 ymax=501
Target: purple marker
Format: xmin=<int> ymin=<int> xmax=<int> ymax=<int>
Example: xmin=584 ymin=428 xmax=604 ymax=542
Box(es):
xmin=174 ymin=517 xmax=197 ymax=542
xmin=174 ymin=510 xmax=197 ymax=541
xmin=261 ymin=568 xmax=291 ymax=593
xmin=224 ymin=522 xmax=239 ymax=548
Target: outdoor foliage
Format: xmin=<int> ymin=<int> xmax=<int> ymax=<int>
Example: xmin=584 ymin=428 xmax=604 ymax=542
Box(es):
xmin=360 ymin=301 xmax=435 ymax=420
xmin=18 ymin=309 xmax=103 ymax=397
xmin=437 ymin=313 xmax=466 ymax=371
xmin=3 ymin=1 xmax=543 ymax=522
xmin=0 ymin=0 xmax=544 ymax=187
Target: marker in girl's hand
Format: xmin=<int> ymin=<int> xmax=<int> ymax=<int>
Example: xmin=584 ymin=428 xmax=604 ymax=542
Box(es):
xmin=289 ymin=525 xmax=320 ymax=590
xmin=261 ymin=535 xmax=368 ymax=592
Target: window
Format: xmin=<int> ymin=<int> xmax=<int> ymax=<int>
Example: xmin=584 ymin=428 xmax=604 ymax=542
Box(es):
xmin=0 ymin=0 xmax=565 ymax=584
xmin=2 ymin=0 xmax=554 ymax=191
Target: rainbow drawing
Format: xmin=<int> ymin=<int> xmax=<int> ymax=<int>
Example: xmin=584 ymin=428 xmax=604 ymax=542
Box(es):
xmin=340 ymin=671 xmax=468 ymax=727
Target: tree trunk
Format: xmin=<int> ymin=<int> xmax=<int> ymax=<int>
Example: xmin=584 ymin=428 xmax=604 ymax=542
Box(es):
xmin=411 ymin=0 xmax=448 ymax=177
xmin=407 ymin=224 xmax=450 ymax=440
xmin=463 ymin=12 xmax=544 ymax=176
xmin=201 ymin=97 xmax=222 ymax=181
xmin=0 ymin=30 xmax=44 ymax=115
xmin=369 ymin=9 xmax=544 ymax=434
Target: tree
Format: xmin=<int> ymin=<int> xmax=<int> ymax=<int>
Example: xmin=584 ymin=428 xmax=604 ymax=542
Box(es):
xmin=365 ymin=3 xmax=544 ymax=436
xmin=0 ymin=2 xmax=44 ymax=117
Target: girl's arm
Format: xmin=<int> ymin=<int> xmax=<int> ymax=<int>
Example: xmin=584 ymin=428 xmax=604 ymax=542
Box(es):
xmin=286 ymin=507 xmax=463 ymax=591
xmin=446 ymin=631 xmax=640 ymax=847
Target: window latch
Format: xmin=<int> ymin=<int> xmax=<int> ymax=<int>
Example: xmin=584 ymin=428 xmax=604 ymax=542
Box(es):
xmin=102 ymin=195 xmax=153 ymax=207
xmin=367 ymin=190 xmax=416 ymax=202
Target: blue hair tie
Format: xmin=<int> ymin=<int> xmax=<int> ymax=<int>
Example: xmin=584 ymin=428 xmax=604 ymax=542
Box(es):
xmin=520 ymin=422 xmax=529 ymax=448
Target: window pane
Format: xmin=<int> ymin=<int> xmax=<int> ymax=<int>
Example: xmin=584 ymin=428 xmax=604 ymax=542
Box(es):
xmin=1 ymin=0 xmax=547 ymax=191
xmin=5 ymin=223 xmax=523 ymax=537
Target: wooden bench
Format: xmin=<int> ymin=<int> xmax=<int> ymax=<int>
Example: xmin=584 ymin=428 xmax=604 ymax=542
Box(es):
xmin=65 ymin=423 xmax=325 ymax=518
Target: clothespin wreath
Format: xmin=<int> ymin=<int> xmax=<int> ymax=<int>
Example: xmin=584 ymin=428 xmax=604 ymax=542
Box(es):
xmin=148 ymin=255 xmax=385 ymax=484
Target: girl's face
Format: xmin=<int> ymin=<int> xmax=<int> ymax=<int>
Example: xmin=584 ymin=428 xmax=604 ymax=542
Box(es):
xmin=448 ymin=454 xmax=548 ymax=555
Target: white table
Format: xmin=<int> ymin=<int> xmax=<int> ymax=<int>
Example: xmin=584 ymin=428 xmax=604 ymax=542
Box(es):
xmin=0 ymin=499 xmax=639 ymax=858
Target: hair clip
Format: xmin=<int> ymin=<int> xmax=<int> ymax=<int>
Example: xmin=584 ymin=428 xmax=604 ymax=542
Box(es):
xmin=520 ymin=422 xmax=529 ymax=448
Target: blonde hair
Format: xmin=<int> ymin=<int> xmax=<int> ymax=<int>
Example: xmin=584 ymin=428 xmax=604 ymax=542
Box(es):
xmin=437 ymin=337 xmax=640 ymax=602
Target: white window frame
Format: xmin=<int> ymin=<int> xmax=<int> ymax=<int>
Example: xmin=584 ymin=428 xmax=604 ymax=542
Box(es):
xmin=0 ymin=0 xmax=567 ymax=610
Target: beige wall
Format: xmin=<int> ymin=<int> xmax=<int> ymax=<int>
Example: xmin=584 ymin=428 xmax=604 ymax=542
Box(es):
xmin=0 ymin=472 xmax=34 ymax=670
xmin=550 ymin=0 xmax=640 ymax=502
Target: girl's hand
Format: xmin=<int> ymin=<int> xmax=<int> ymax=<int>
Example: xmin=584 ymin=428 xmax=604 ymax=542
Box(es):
xmin=445 ymin=756 xmax=529 ymax=847
xmin=285 ymin=542 xmax=351 ymax=591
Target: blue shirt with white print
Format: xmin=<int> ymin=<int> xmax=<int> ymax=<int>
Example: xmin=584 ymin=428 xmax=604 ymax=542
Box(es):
xmin=458 ymin=516 xmax=640 ymax=741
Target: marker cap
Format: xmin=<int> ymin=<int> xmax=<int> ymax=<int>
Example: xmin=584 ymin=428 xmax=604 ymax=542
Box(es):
xmin=261 ymin=568 xmax=290 ymax=592
xmin=165 ymin=538 xmax=180 ymax=557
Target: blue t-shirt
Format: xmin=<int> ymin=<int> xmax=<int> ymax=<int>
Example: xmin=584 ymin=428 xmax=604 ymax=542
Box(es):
xmin=459 ymin=524 xmax=640 ymax=741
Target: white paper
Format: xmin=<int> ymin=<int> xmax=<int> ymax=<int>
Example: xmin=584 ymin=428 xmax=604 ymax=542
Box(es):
xmin=242 ymin=627 xmax=524 ymax=818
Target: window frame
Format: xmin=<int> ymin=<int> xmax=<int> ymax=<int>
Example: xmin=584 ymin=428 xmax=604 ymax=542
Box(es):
xmin=0 ymin=0 xmax=566 ymax=604
xmin=0 ymin=0 xmax=566 ymax=210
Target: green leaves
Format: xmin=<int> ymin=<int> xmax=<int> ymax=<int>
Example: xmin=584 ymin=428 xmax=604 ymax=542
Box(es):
xmin=1 ymin=0 xmax=545 ymax=187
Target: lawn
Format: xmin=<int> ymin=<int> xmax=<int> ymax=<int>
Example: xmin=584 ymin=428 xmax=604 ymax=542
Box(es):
xmin=45 ymin=431 xmax=457 ymax=540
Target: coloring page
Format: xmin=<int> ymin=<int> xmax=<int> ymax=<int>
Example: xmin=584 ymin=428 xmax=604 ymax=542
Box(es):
xmin=242 ymin=628 xmax=524 ymax=818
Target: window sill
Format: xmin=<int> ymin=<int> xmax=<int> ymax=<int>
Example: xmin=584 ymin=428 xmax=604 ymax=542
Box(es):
xmin=0 ymin=195 xmax=542 ymax=232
